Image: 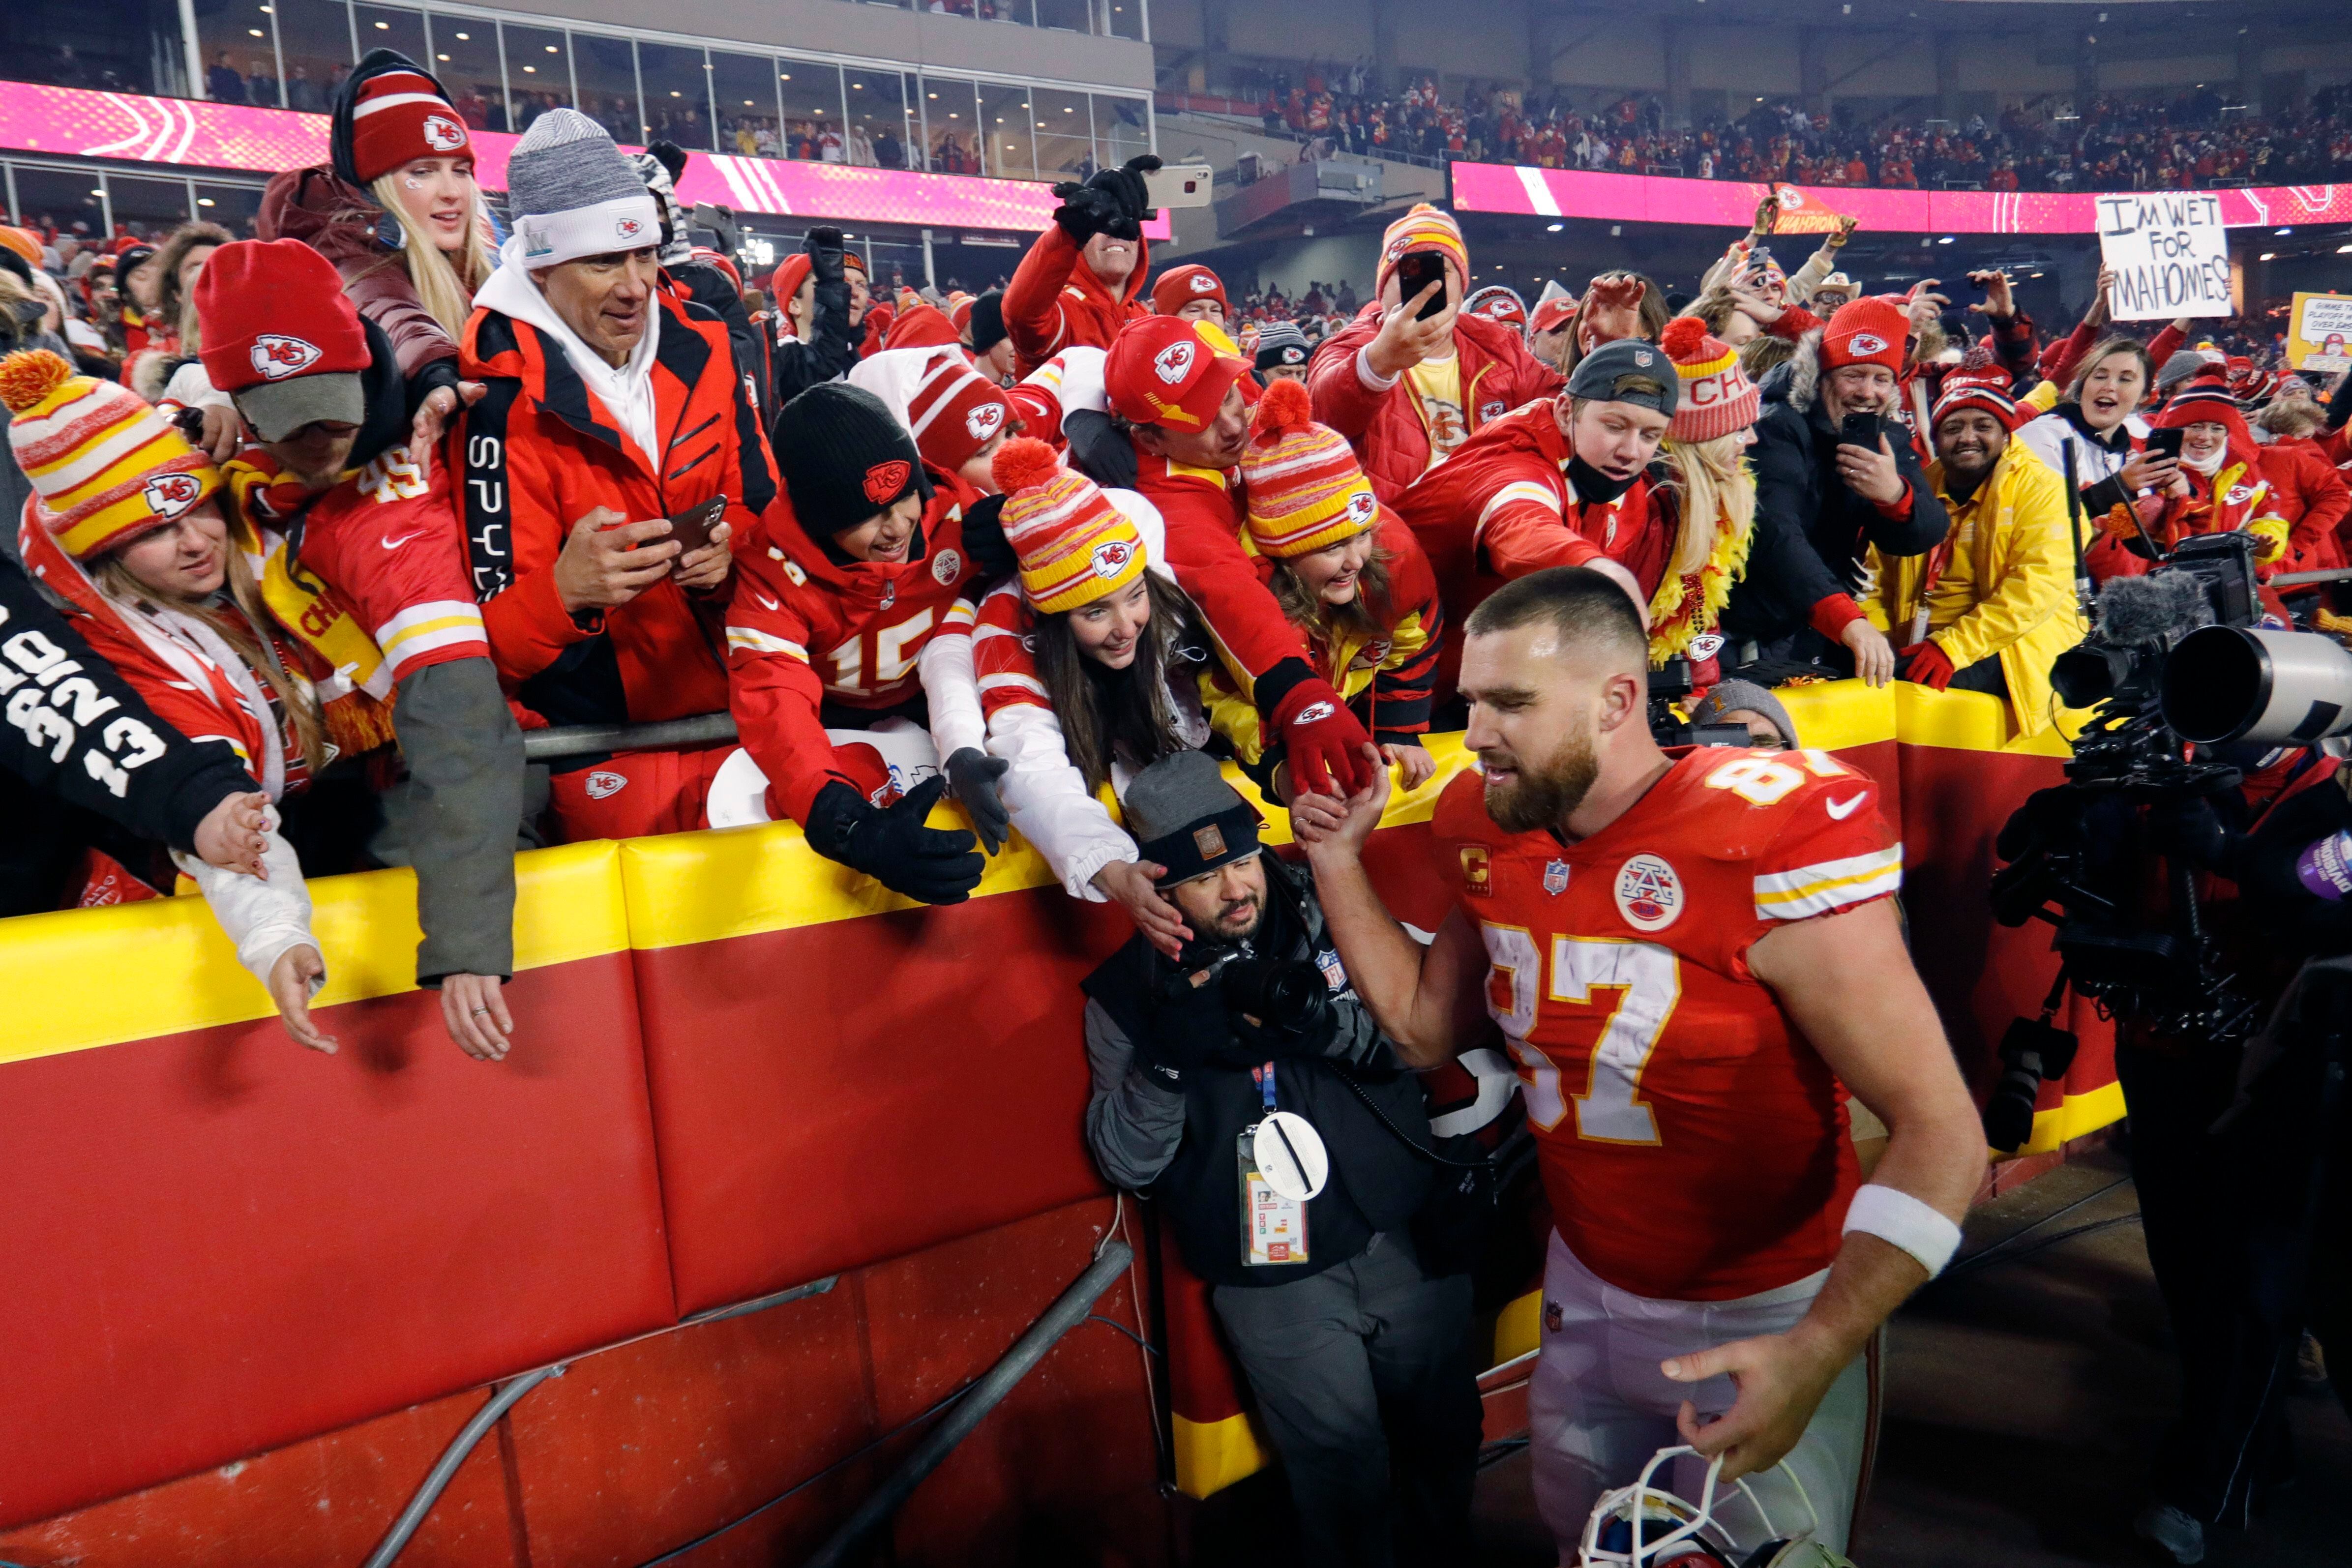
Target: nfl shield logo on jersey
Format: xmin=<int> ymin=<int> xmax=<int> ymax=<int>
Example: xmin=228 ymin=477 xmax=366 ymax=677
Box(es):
xmin=1543 ymin=858 xmax=1570 ymax=896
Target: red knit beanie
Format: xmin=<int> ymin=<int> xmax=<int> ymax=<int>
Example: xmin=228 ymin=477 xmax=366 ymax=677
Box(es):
xmin=906 ymin=351 xmax=1012 ymax=476
xmin=1819 ymin=296 xmax=1908 ymax=374
xmin=344 ymin=60 xmax=470 ymax=186
xmin=1151 ymin=264 xmax=1227 ymax=318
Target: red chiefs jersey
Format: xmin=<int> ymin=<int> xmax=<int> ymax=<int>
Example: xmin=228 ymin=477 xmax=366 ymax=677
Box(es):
xmin=724 ymin=471 xmax=979 ymax=824
xmin=1430 ymin=746 xmax=1901 ymax=1301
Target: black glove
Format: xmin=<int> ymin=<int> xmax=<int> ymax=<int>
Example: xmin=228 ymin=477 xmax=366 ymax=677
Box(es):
xmin=959 ymin=493 xmax=1017 ymax=583
xmin=2144 ymin=794 xmax=2234 ymax=874
xmin=1062 ymin=409 xmax=1138 ymax=489
xmin=804 ymin=225 xmax=847 ymax=286
xmin=645 ymin=138 xmax=690 ymax=185
xmin=1136 ymin=967 xmax=1229 ymax=1090
xmin=945 ymin=747 xmax=1012 ymax=856
xmin=804 ymin=776 xmax=984 ymax=905
xmin=1049 ymin=182 xmax=1125 ymax=245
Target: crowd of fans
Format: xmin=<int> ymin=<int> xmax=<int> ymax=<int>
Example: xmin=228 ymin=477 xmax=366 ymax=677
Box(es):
xmin=1250 ymin=65 xmax=2352 ymax=191
xmin=2 ymin=47 xmax=2349 ymax=1564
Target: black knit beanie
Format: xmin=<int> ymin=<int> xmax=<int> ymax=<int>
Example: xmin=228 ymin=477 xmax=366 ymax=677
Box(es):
xmin=968 ymin=291 xmax=1008 ymax=355
xmin=776 ymin=383 xmax=933 ymax=536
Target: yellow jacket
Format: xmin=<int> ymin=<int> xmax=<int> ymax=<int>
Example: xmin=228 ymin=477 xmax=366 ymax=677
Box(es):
xmin=1868 ymin=442 xmax=2089 ymax=738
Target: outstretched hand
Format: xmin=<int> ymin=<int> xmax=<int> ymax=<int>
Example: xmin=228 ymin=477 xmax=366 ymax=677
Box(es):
xmin=269 ymin=945 xmax=336 ymax=1054
xmin=1289 ymin=744 xmax=1392 ymax=862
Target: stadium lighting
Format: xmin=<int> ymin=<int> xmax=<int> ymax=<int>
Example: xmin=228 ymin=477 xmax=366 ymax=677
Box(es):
xmin=2338 ymin=244 xmax=2352 ymax=255
xmin=1938 ymin=236 xmax=1955 ymax=244
xmin=2277 ymin=227 xmax=2294 ymax=236
xmin=2260 ymin=252 xmax=2277 ymax=261
xmin=1546 ymin=223 xmax=1563 ymax=233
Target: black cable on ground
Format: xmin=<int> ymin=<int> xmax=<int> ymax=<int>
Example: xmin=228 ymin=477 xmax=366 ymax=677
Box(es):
xmin=1925 ymin=1173 xmax=2144 ymax=1289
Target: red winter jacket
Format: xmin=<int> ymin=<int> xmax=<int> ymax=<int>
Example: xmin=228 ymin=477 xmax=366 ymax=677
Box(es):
xmin=1306 ymin=304 xmax=1565 ymax=504
xmin=1003 ymin=224 xmax=1150 ymax=380
xmin=455 ymin=290 xmax=776 ymax=730
xmin=723 ymin=471 xmax=980 ymax=825
xmin=2258 ymin=435 xmax=2352 ymax=570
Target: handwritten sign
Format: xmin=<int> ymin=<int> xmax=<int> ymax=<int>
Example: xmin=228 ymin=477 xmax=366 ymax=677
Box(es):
xmin=2097 ymin=193 xmax=2233 ymax=321
xmin=2288 ymin=292 xmax=2352 ymax=376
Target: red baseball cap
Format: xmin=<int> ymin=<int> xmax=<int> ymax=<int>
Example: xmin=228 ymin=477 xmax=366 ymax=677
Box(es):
xmin=195 ymin=240 xmax=371 ymax=441
xmin=1105 ymin=317 xmax=1251 ymax=430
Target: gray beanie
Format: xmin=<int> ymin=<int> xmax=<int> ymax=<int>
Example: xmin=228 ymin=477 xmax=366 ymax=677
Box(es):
xmin=1255 ymin=319 xmax=1310 ymax=372
xmin=506 ymin=109 xmax=660 ymax=268
xmin=1122 ymin=751 xmax=1261 ymax=885
xmin=1690 ymin=679 xmax=1799 ymax=750
xmin=2155 ymin=348 xmax=2220 ymax=395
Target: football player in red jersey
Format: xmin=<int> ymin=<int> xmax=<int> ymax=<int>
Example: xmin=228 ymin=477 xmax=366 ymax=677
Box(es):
xmin=1291 ymin=567 xmax=1983 ymax=1556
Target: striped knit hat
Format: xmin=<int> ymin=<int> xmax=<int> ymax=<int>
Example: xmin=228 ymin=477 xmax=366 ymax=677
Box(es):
xmin=1237 ymin=379 xmax=1378 ymax=558
xmin=1375 ymin=203 xmax=1468 ymax=299
xmin=0 ymin=349 xmax=219 ymax=559
xmin=1659 ymin=316 xmax=1759 ymax=444
xmin=991 ymin=437 xmax=1148 ymax=614
xmin=1928 ymin=344 xmax=2020 ymax=434
xmin=333 ymin=50 xmax=471 ymax=188
xmin=905 ymin=351 xmax=1011 ymax=476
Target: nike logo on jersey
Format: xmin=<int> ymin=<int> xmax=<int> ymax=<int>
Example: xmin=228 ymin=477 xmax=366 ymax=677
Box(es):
xmin=381 ymin=529 xmax=427 ymax=550
xmin=755 ymin=592 xmax=780 ymax=611
xmin=1825 ymin=792 xmax=1867 ymax=820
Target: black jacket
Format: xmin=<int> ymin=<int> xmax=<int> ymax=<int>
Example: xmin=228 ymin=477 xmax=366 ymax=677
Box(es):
xmin=1080 ymin=857 xmax=1436 ymax=1287
xmin=0 ymin=553 xmax=258 ymax=913
xmin=1722 ymin=364 xmax=1949 ymax=646
xmin=765 ymin=277 xmax=860 ymax=437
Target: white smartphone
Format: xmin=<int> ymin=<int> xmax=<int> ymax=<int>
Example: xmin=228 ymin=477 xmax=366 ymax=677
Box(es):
xmin=1143 ymin=163 xmax=1215 ymax=209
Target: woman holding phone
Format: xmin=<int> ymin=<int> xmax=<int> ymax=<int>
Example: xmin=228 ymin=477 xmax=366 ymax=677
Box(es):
xmin=2084 ymin=369 xmax=2290 ymax=582
xmin=2015 ymin=335 xmax=2175 ymax=520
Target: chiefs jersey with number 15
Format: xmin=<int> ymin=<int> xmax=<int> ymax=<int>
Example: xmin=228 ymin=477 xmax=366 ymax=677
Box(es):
xmin=1430 ymin=746 xmax=1902 ymax=1302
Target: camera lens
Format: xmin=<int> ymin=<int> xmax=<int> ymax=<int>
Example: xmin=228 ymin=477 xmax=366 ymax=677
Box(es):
xmin=1219 ymin=959 xmax=1332 ymax=1036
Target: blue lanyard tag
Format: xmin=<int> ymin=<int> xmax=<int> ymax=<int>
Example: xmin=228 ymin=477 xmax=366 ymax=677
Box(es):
xmin=1252 ymin=1061 xmax=1277 ymax=1111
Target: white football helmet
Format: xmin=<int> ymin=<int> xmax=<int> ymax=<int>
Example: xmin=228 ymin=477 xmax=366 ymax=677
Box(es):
xmin=1578 ymin=1446 xmax=1856 ymax=1568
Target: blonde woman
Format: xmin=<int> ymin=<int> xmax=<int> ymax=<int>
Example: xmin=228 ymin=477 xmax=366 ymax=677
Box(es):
xmin=259 ymin=50 xmax=491 ymax=449
xmin=1651 ymin=316 xmax=1763 ymax=671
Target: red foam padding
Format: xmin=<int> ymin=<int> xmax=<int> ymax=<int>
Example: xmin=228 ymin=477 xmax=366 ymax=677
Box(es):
xmin=0 ymin=953 xmax=675 ymax=1530
xmin=1895 ymin=744 xmax=2113 ymax=1097
xmin=637 ymin=891 xmax=1132 ymax=1314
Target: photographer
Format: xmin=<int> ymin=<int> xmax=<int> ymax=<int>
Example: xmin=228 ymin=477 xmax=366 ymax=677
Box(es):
xmin=1078 ymin=750 xmax=1480 ymax=1568
xmin=1721 ymin=296 xmax=1949 ymax=686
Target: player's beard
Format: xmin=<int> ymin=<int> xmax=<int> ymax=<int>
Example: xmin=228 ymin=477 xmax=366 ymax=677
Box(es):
xmin=1483 ymin=721 xmax=1600 ymax=836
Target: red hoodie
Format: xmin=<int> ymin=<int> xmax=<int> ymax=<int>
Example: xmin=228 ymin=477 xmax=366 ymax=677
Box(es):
xmin=1002 ymin=225 xmax=1150 ymax=380
xmin=1305 ymin=304 xmax=1565 ymax=504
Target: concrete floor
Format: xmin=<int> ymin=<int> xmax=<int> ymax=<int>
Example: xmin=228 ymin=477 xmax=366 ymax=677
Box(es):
xmin=1470 ymin=1146 xmax=2352 ymax=1567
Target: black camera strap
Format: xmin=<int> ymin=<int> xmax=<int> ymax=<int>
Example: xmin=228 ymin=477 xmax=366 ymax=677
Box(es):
xmin=1323 ymin=1059 xmax=1494 ymax=1173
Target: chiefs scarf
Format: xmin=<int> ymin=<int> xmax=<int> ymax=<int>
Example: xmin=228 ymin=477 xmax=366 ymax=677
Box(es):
xmin=221 ymin=452 xmax=400 ymax=759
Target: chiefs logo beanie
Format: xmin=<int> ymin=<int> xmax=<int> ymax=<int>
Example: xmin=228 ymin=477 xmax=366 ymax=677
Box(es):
xmin=504 ymin=109 xmax=660 ymax=271
xmin=990 ymin=436 xmax=1149 ymax=615
xmin=1238 ymin=378 xmax=1380 ymax=558
xmin=1 ymin=349 xmax=220 ymax=560
xmin=775 ymin=382 xmax=933 ymax=536
xmin=331 ymin=49 xmax=472 ymax=189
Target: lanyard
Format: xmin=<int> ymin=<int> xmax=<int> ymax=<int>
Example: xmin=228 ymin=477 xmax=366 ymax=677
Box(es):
xmin=1251 ymin=1061 xmax=1277 ymax=1112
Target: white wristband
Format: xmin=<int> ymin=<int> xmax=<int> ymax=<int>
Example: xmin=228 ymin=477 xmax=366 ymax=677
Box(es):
xmin=1841 ymin=1183 xmax=1963 ymax=1279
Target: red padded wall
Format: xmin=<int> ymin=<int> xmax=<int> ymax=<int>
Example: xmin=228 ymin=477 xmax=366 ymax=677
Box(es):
xmin=634 ymin=891 xmax=1133 ymax=1315
xmin=0 ymin=953 xmax=675 ymax=1530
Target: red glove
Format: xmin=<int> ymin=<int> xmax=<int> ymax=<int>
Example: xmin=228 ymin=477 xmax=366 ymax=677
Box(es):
xmin=1902 ymin=641 xmax=1957 ymax=691
xmin=1272 ymin=678 xmax=1373 ymax=797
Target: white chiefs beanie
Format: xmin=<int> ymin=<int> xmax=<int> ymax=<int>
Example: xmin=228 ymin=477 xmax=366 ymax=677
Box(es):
xmin=504 ymin=108 xmax=660 ymax=269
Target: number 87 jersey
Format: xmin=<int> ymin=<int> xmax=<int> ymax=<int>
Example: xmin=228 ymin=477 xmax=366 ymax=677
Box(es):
xmin=1429 ymin=746 xmax=1903 ymax=1303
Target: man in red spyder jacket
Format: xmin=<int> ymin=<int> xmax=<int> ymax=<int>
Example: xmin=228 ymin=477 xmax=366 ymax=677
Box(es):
xmin=1003 ymin=156 xmax=1161 ymax=380
xmin=454 ymin=109 xmax=773 ymax=844
xmin=1102 ymin=316 xmax=1377 ymax=797
xmin=725 ymin=384 xmax=985 ymax=904
xmin=1389 ymin=340 xmax=1670 ymax=694
xmin=1307 ymin=203 xmax=1564 ymax=504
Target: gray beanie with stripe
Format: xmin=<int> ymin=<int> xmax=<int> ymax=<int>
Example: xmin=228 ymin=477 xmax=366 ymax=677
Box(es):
xmin=505 ymin=108 xmax=660 ymax=269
